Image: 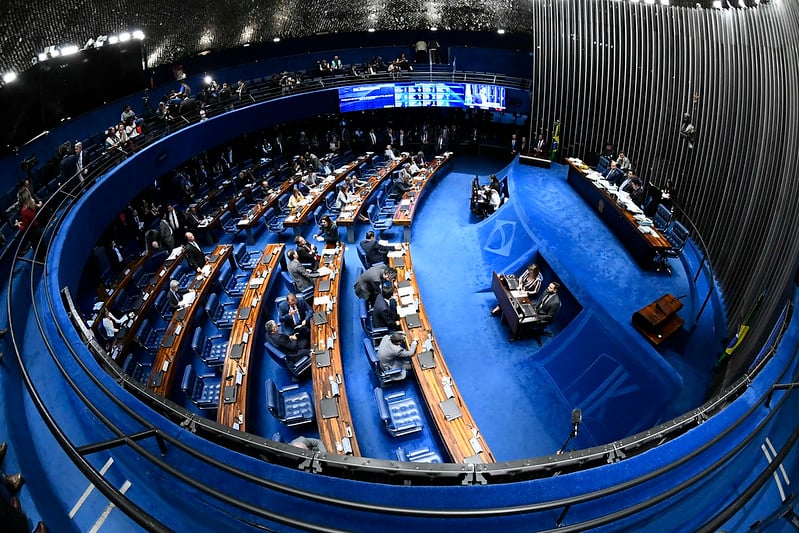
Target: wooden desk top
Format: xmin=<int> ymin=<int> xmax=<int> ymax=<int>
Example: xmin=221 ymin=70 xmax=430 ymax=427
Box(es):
xmin=149 ymin=244 xmax=232 ymax=397
xmin=235 ymin=179 xmax=294 ymax=230
xmin=108 ymin=248 xmax=186 ymax=362
xmin=217 ymin=243 xmax=284 ymax=431
xmin=389 ymin=246 xmax=495 ymax=464
xmin=392 ymin=153 xmax=452 ymax=227
xmin=284 ymin=156 xmax=369 ymax=228
xmin=566 ymin=159 xmax=670 ymax=250
xmin=336 ymin=157 xmax=405 ymax=227
xmin=309 ymin=244 xmax=361 ymax=456
xmin=90 ymin=252 xmax=150 ymax=336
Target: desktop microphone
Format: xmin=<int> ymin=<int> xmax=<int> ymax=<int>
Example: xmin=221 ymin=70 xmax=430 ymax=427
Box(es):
xmin=571 ymin=408 xmax=582 ymax=437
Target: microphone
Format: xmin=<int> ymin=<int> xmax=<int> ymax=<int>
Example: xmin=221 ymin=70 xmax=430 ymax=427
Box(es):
xmin=571 ymin=408 xmax=582 ymax=437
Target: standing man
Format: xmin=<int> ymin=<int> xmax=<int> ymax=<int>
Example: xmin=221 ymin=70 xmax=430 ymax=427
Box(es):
xmin=354 ymin=264 xmax=398 ymax=305
xmin=184 ymin=232 xmax=207 ymax=272
xmin=360 ymin=230 xmax=392 ymax=266
xmin=287 ymin=249 xmax=317 ymax=292
xmin=278 ymin=293 xmax=312 ymax=341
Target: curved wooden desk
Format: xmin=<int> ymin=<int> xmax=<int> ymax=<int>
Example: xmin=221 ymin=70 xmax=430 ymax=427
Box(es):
xmin=337 ymin=156 xmax=406 ymax=243
xmin=283 ymin=156 xmax=369 ymax=232
xmin=309 ymin=244 xmax=361 ymax=456
xmin=89 ymin=251 xmax=150 ymax=339
xmin=235 ymin=178 xmax=295 ymax=245
xmin=217 ymin=243 xmax=284 ymax=431
xmin=148 ymin=244 xmax=233 ymax=397
xmin=392 ymin=153 xmax=453 ymax=241
xmin=389 ymin=246 xmax=494 ymax=464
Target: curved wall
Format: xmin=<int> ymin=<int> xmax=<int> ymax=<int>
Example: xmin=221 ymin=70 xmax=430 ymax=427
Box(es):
xmin=530 ymin=0 xmax=799 ymax=379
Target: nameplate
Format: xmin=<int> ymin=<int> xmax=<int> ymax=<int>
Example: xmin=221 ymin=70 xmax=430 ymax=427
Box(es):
xmin=417 ymin=350 xmax=436 ymax=370
xmin=314 ymin=349 xmax=332 ymax=368
xmin=321 ymin=397 xmax=339 ymax=419
xmin=260 ymin=251 xmax=274 ymax=264
xmin=393 ymin=257 xmax=405 ymax=268
xmin=208 ymin=254 xmax=219 ymax=263
xmin=229 ymin=343 xmax=245 ymax=360
xmin=223 ymin=384 xmax=238 ymax=404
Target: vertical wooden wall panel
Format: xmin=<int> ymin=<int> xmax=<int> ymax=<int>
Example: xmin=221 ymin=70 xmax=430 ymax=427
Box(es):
xmin=529 ymin=0 xmax=799 ymax=369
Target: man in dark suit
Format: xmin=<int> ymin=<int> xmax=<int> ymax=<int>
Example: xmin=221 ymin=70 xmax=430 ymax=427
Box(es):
xmin=166 ymin=279 xmax=188 ymax=311
xmin=158 ymin=214 xmax=175 ymax=250
xmin=354 ymin=264 xmax=397 ymax=305
xmin=532 ymin=134 xmax=547 ymax=157
xmin=372 ymin=286 xmax=400 ymax=330
xmin=278 ymin=293 xmax=312 ymax=340
xmin=294 ymin=235 xmax=319 ymax=269
xmin=533 ymin=282 xmax=561 ymax=346
xmin=265 ymin=319 xmax=309 ymax=364
xmin=360 ymin=231 xmax=391 ymax=266
xmin=603 ymin=161 xmax=624 ymax=185
xmin=183 ymin=232 xmax=207 ymax=272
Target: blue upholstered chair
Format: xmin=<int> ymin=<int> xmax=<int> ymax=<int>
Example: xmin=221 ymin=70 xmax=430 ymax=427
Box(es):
xmin=265 ymin=378 xmax=314 ymax=426
xmin=134 ymin=318 xmax=165 ymax=354
xmin=181 ymin=365 xmax=221 ymax=410
xmin=191 ymin=327 xmax=228 ymax=367
xmin=396 ymin=446 xmax=442 ymax=463
xmin=233 ymin=243 xmax=257 ymax=270
xmin=263 ymin=341 xmax=311 ymax=379
xmin=218 ymin=211 xmax=240 ymax=236
xmin=374 ymin=387 xmax=423 ymax=437
xmin=655 ymin=220 xmax=690 ymax=276
xmin=204 ymin=293 xmax=237 ymax=329
xmin=280 ymin=271 xmax=314 ymax=302
xmin=363 ymin=337 xmax=403 ymax=386
xmin=653 ymin=203 xmax=673 ymax=231
xmin=366 ymin=204 xmax=392 ymax=237
xmin=121 ymin=353 xmax=152 ymax=385
xmin=217 ymin=262 xmax=248 ymax=297
xmin=359 ymin=297 xmax=389 ymax=342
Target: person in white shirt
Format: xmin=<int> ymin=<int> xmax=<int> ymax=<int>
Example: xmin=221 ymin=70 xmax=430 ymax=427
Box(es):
xmin=102 ymin=310 xmax=125 ymax=340
xmin=384 ymin=145 xmax=399 ymax=161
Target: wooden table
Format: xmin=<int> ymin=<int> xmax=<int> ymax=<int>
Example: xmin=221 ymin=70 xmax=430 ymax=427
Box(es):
xmin=148 ymin=245 xmax=233 ymax=397
xmin=490 ymin=271 xmax=542 ymax=340
xmin=107 ymin=248 xmax=186 ymax=362
xmin=389 ymin=246 xmax=494 ymax=464
xmin=632 ymin=293 xmax=685 ymax=346
xmin=89 ymin=252 xmax=150 ymax=337
xmin=283 ymin=156 xmax=369 ymax=234
xmin=309 ymin=244 xmax=361 ymax=456
xmin=566 ymin=159 xmax=671 ymax=269
xmin=392 ymin=153 xmax=453 ymax=241
xmin=236 ymin=180 xmax=294 ymax=244
xmin=337 ymin=157 xmax=405 ymax=243
xmin=217 ymin=243 xmax=284 ymax=431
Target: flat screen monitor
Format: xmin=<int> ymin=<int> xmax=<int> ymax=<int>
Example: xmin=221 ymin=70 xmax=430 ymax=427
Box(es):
xmin=338 ymin=82 xmax=506 ymax=113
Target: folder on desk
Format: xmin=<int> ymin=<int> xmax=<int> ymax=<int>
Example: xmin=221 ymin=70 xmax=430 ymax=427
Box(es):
xmin=439 ymin=398 xmax=463 ymax=421
xmin=399 ymin=294 xmax=415 ymax=307
xmin=150 ymin=371 xmax=164 ymax=389
xmin=175 ymin=308 xmax=188 ymax=322
xmin=223 ymin=385 xmax=238 ymax=404
xmin=229 ymin=343 xmax=245 ymax=360
xmin=320 ymin=397 xmax=339 ymax=419
xmin=238 ymin=307 xmax=251 ymax=320
xmin=317 ymin=279 xmax=331 ymax=292
xmin=314 ymin=350 xmax=331 ymax=368
xmin=397 ymin=280 xmax=411 ymax=289
xmin=393 ymin=256 xmax=405 ymax=268
xmin=313 ymin=311 xmax=328 ymax=326
xmin=260 ymin=251 xmax=274 ymax=265
xmin=208 ymin=254 xmax=219 ymax=264
xmin=397 ymin=285 xmax=414 ymax=298
xmin=405 ymin=313 xmax=422 ymax=329
xmin=417 ymin=350 xmax=436 ymax=370
xmin=161 ymin=334 xmax=176 ymax=349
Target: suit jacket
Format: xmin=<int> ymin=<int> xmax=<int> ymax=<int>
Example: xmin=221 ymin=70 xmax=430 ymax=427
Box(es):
xmin=377 ymin=334 xmax=414 ymax=372
xmin=604 ymin=167 xmax=624 ymax=185
xmin=360 ymin=239 xmax=389 ymax=266
xmin=372 ymin=293 xmax=399 ymax=329
xmin=166 ymin=287 xmax=187 ymax=311
xmin=266 ymin=330 xmax=309 ymax=360
xmin=296 ymin=243 xmax=318 ymax=267
xmin=354 ymin=264 xmax=388 ymax=301
xmin=536 ymin=292 xmax=561 ymax=323
xmin=278 ymin=296 xmax=312 ymax=333
xmin=184 ymin=241 xmax=206 ymax=271
xmin=159 ymin=219 xmax=174 ymax=247
xmin=288 ymin=259 xmax=315 ymax=291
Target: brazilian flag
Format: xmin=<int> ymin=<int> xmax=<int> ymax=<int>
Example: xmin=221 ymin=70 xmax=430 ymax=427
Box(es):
xmin=715 ymin=290 xmax=765 ymax=368
xmin=550 ymin=120 xmax=561 ymax=161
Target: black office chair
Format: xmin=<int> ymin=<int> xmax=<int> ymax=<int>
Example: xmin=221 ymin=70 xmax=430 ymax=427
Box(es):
xmin=655 ymin=220 xmax=689 ymax=276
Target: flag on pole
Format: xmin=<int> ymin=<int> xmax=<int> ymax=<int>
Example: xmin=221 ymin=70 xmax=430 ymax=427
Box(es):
xmin=715 ymin=290 xmax=765 ymax=368
xmin=550 ymin=120 xmax=561 ymax=161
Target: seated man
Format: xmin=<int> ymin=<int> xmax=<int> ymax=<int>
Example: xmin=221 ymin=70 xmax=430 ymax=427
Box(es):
xmin=603 ymin=160 xmax=624 ymax=185
xmin=354 ymin=264 xmax=398 ymax=305
xmin=389 ymin=173 xmax=411 ymax=201
xmin=265 ymin=319 xmax=309 ymax=365
xmin=532 ymin=282 xmax=561 ymax=346
xmin=294 ymin=235 xmax=319 ymax=270
xmin=491 ymin=263 xmax=543 ymax=315
xmin=373 ymin=286 xmax=401 ymax=331
xmin=166 ymin=279 xmax=189 ymax=311
xmin=360 ymin=230 xmax=391 ymax=266
xmin=377 ymin=331 xmax=419 ymax=380
xmin=278 ymin=293 xmax=312 ymax=340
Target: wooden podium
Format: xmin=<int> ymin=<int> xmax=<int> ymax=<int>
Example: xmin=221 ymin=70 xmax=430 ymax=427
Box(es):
xmin=632 ymin=294 xmax=684 ymax=346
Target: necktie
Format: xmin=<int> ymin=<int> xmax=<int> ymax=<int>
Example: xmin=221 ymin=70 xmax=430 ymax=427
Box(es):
xmin=291 ymin=306 xmax=299 ymax=325
xmin=192 ymin=241 xmax=201 ymax=252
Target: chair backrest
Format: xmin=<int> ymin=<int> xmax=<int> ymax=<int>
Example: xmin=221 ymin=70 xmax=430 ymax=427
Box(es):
xmin=135 ymin=319 xmax=151 ymax=345
xmin=265 ymin=378 xmax=280 ymax=417
xmin=217 ymin=261 xmax=233 ymax=287
xmin=219 ymin=210 xmax=232 ymax=226
xmin=363 ymin=337 xmax=379 ymax=369
xmin=356 ymin=242 xmax=369 ymax=269
xmin=264 ymin=340 xmax=288 ymax=365
xmin=122 ymin=353 xmax=136 ymax=374
xmin=668 ymin=221 xmax=689 ymax=251
xmin=653 ymin=204 xmax=672 ymax=231
xmin=205 ymin=293 xmax=219 ymax=319
xmin=233 ymin=243 xmax=248 ymax=265
xmin=181 ymin=365 xmax=197 ymax=395
xmin=366 ymin=204 xmax=378 ymax=223
xmin=191 ymin=326 xmax=204 ymax=356
xmin=234 ymin=197 xmax=247 ymax=213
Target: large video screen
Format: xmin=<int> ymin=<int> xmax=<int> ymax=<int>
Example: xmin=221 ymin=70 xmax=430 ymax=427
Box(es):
xmin=338 ymin=82 xmax=506 ymax=113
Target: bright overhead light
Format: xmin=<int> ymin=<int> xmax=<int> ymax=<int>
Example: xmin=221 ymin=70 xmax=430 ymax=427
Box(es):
xmin=712 ymin=0 xmax=722 ymax=6
xmin=243 ymin=43 xmax=251 ymax=47
xmin=60 ymin=45 xmax=79 ymax=56
xmin=108 ymin=35 xmax=119 ymax=44
xmin=133 ymin=30 xmax=145 ymax=40
xmin=37 ymin=52 xmax=48 ymax=62
xmin=661 ymin=0 xmax=670 ymax=4
xmin=3 ymin=72 xmax=17 ymax=84
xmin=273 ymin=37 xmax=281 ymax=42
xmin=430 ymin=26 xmax=438 ymax=31
xmin=497 ymin=28 xmax=506 ymax=34
xmin=204 ymin=75 xmax=213 ymax=84
xmin=119 ymin=32 xmax=131 ymax=42
xmin=367 ymin=28 xmax=376 ymax=33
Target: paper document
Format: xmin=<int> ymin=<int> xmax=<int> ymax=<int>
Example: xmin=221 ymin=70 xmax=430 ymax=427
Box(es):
xmin=397 ymin=305 xmax=416 ymax=318
xmin=179 ymin=291 xmax=196 ymax=308
xmin=316 ymin=266 xmax=332 ymax=276
xmin=399 ymin=294 xmax=415 ymax=307
xmin=387 ymin=251 xmax=403 ymax=258
xmin=397 ymin=285 xmax=414 ymax=298
xmin=314 ymin=296 xmax=332 ymax=307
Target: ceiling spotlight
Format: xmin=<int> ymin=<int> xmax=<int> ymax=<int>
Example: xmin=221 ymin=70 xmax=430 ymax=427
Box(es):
xmin=367 ymin=28 xmax=376 ymax=33
xmin=108 ymin=35 xmax=119 ymax=44
xmin=430 ymin=26 xmax=438 ymax=31
xmin=243 ymin=43 xmax=251 ymax=47
xmin=204 ymin=75 xmax=213 ymax=84
xmin=60 ymin=45 xmax=79 ymax=56
xmin=712 ymin=0 xmax=723 ymax=6
xmin=95 ymin=35 xmax=108 ymax=47
xmin=2 ymin=72 xmax=17 ymax=84
xmin=497 ymin=28 xmax=506 ymax=34
xmin=661 ymin=0 xmax=670 ymax=4
xmin=273 ymin=37 xmax=281 ymax=43
xmin=132 ymin=30 xmax=145 ymax=40
xmin=119 ymin=32 xmax=131 ymax=42
xmin=37 ymin=52 xmax=48 ymax=62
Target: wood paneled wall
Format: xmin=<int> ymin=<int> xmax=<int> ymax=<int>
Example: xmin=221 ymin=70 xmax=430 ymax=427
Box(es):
xmin=529 ymin=0 xmax=799 ymax=377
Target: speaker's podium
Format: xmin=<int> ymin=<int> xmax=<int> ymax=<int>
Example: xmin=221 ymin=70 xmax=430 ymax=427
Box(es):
xmin=519 ymin=151 xmax=551 ymax=168
xmin=632 ymin=294 xmax=684 ymax=346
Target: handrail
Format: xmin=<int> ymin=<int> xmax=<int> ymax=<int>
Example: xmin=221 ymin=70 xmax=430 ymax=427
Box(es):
xmin=4 ymin=78 xmax=799 ymax=529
